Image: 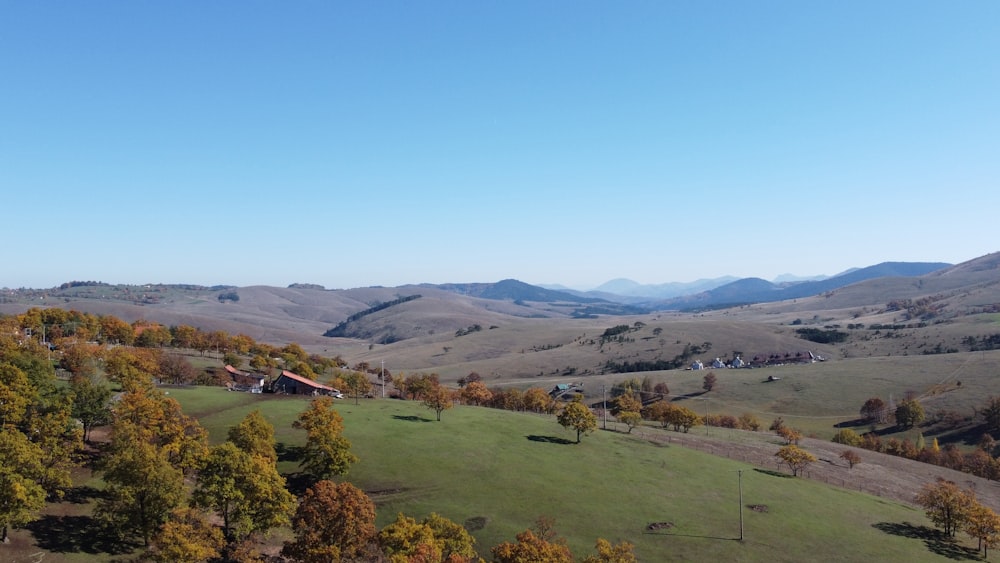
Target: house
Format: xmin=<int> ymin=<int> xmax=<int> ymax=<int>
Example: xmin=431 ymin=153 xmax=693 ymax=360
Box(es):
xmin=271 ymin=370 xmax=341 ymax=397
xmin=224 ymin=365 xmax=266 ymax=393
xmin=690 ymin=360 xmax=704 ymax=370
xmin=711 ymin=358 xmax=726 ymax=369
xmin=549 ymin=382 xmax=584 ymax=401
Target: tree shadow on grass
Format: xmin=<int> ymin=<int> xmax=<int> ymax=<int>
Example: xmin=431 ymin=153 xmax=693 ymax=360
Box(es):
xmin=526 ymin=435 xmax=575 ymax=445
xmin=392 ymin=415 xmax=433 ymax=423
xmin=873 ymin=522 xmax=981 ymax=560
xmin=26 ymin=515 xmax=139 ymax=555
xmin=284 ymin=471 xmax=318 ymax=496
xmin=276 ymin=442 xmax=304 ymax=463
xmin=61 ymin=485 xmax=108 ymax=504
xmin=752 ymin=468 xmax=793 ymax=479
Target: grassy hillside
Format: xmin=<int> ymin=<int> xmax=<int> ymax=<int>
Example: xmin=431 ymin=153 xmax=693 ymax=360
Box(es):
xmin=171 ymin=388 xmax=970 ymax=562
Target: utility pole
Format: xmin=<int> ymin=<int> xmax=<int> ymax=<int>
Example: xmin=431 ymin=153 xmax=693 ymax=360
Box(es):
xmin=602 ymin=385 xmax=607 ymax=430
xmin=738 ymin=469 xmax=744 ymax=541
xmin=381 ymin=359 xmax=385 ymax=399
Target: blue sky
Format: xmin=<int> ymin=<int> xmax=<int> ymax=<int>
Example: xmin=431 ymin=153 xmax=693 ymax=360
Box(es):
xmin=2 ymin=1 xmax=997 ymax=290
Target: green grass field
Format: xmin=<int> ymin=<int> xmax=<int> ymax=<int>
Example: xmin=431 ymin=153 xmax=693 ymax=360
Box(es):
xmin=166 ymin=387 xmax=978 ymax=562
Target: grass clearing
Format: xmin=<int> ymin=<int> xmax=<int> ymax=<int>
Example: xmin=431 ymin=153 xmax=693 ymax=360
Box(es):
xmin=170 ymin=387 xmax=973 ymax=561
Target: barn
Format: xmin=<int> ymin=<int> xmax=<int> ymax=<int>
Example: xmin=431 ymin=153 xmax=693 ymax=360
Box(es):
xmin=271 ymin=369 xmax=336 ymax=396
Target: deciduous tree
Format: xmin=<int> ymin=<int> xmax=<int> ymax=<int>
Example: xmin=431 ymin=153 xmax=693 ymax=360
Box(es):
xmin=424 ymin=383 xmax=455 ymax=422
xmin=557 ymin=398 xmax=597 ymax=443
xmin=895 ymin=399 xmax=925 ymax=428
xmin=840 ymin=449 xmax=861 ymax=469
xmin=964 ymin=501 xmax=1000 ymax=557
xmin=491 ymin=519 xmax=573 ymax=563
xmin=282 ymin=480 xmax=377 ymax=562
xmin=0 ymin=431 xmax=47 ymax=543
xmin=192 ymin=441 xmax=295 ymax=542
xmin=775 ymin=445 xmax=816 ymax=476
xmin=915 ymin=478 xmax=975 ymax=537
xmin=343 ymin=371 xmax=373 ymax=405
xmin=227 ymin=409 xmax=277 ymax=464
xmin=293 ymin=397 xmax=358 ymax=480
xmin=97 ymin=438 xmax=185 ymax=546
xmin=860 ymin=397 xmax=888 ymax=424
xmin=460 ymin=380 xmax=493 ymax=406
xmin=581 ymin=538 xmax=637 ymax=563
xmin=702 ymin=372 xmax=718 ymax=392
xmin=148 ymin=507 xmax=226 ymax=563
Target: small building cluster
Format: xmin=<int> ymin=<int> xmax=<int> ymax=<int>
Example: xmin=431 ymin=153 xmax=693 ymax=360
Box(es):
xmin=224 ymin=366 xmax=343 ymax=398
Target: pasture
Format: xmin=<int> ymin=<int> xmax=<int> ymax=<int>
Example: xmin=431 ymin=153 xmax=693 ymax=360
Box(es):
xmin=171 ymin=387 xmax=973 ymax=561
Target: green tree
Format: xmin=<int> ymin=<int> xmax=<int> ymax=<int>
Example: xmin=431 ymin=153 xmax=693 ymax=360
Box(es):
xmin=831 ymin=428 xmax=862 ymax=447
xmin=343 ymin=370 xmax=373 ymax=405
xmin=192 ymin=441 xmax=295 ymax=542
xmin=557 ymin=398 xmax=597 ymax=443
xmin=70 ymin=375 xmax=113 ymax=443
xmin=293 ymin=397 xmax=359 ymax=480
xmin=0 ymin=431 xmax=47 ymax=543
xmin=981 ymin=396 xmax=1000 ymax=437
xmin=227 ymin=409 xmax=277 ymax=464
xmin=97 ymin=437 xmax=185 ymax=546
xmin=895 ymin=399 xmax=925 ymax=428
xmin=282 ymin=480 xmax=377 ymax=562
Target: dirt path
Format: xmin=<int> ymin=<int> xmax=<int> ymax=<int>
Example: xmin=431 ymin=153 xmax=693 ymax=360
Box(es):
xmin=625 ymin=424 xmax=1000 ymax=512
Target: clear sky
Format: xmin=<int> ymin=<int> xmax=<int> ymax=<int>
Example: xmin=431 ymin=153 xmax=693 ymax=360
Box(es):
xmin=2 ymin=1 xmax=997 ymax=291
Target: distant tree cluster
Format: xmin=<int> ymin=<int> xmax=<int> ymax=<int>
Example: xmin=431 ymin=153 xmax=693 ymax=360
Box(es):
xmin=323 ymin=294 xmax=422 ymax=337
xmin=795 ymin=328 xmax=849 ymax=344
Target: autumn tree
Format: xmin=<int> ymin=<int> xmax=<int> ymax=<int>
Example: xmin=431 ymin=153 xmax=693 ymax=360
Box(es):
xmin=424 ymin=383 xmax=455 ymax=421
xmin=293 ymin=397 xmax=358 ymax=480
xmin=840 ymin=449 xmax=861 ymax=469
xmin=159 ymin=353 xmax=198 ymax=385
xmin=524 ymin=387 xmax=554 ymax=414
xmin=491 ymin=518 xmax=573 ymax=563
xmin=581 ymin=538 xmax=638 ymax=563
xmin=964 ymin=500 xmax=1000 ymax=557
xmin=148 ymin=507 xmax=226 ymax=563
xmin=282 ymin=480 xmax=377 ymax=562
xmin=776 ymin=426 xmax=802 ymax=445
xmin=378 ymin=511 xmax=479 ymax=562
xmin=915 ymin=478 xmax=975 ymax=537
xmin=775 ymin=445 xmax=817 ymax=476
xmin=860 ymin=397 xmax=888 ymax=424
xmin=460 ymin=380 xmax=493 ymax=406
xmin=557 ymin=397 xmax=597 ymax=443
xmin=192 ymin=441 xmax=295 ymax=542
xmin=614 ymin=393 xmax=642 ymax=433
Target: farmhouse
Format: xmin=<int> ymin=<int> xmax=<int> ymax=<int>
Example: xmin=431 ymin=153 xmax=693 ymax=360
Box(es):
xmin=549 ymin=382 xmax=584 ymax=401
xmin=271 ymin=369 xmax=338 ymax=396
xmin=224 ymin=365 xmax=266 ymax=393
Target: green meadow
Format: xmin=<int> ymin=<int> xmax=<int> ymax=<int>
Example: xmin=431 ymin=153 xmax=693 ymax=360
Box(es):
xmin=170 ymin=387 xmax=971 ymax=562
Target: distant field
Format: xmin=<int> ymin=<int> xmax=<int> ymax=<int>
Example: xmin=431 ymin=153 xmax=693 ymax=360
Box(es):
xmin=171 ymin=387 xmax=972 ymax=561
